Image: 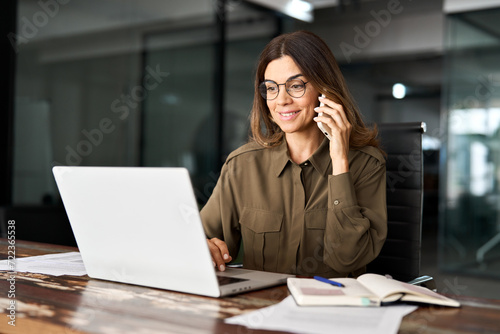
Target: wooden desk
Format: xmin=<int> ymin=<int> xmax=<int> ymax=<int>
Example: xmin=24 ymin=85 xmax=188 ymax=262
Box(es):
xmin=1 ymin=239 xmax=500 ymax=334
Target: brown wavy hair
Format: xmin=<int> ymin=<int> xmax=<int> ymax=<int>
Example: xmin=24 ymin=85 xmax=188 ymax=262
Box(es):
xmin=250 ymin=30 xmax=380 ymax=150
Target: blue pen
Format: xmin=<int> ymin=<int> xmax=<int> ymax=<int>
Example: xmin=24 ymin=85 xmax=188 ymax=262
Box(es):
xmin=313 ymin=276 xmax=345 ymax=287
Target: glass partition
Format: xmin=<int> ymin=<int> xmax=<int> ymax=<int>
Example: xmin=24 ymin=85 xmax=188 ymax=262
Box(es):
xmin=440 ymin=8 xmax=500 ymax=278
xmin=14 ymin=0 xmax=277 ymax=207
xmin=141 ymin=7 xmax=275 ymax=205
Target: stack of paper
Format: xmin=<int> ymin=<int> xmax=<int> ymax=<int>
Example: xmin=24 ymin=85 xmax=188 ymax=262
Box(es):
xmin=0 ymin=252 xmax=87 ymax=276
xmin=226 ymin=295 xmax=417 ymax=334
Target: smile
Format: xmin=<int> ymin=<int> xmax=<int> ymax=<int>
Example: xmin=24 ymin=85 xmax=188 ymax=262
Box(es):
xmin=280 ymin=111 xmax=300 ymax=117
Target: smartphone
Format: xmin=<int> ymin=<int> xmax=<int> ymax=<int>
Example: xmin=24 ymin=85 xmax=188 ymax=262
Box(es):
xmin=317 ymin=94 xmax=332 ymax=140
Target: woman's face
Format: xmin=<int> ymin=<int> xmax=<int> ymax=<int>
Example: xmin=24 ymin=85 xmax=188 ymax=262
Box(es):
xmin=264 ymin=55 xmax=320 ymax=137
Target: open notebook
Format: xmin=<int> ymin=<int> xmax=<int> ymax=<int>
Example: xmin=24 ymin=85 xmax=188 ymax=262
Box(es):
xmin=288 ymin=274 xmax=460 ymax=307
xmin=52 ymin=166 xmax=292 ymax=297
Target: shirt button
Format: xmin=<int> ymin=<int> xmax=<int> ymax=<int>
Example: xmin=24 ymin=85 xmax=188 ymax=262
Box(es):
xmin=334 ymin=200 xmax=340 ymax=205
xmin=304 ymin=162 xmax=308 ymax=166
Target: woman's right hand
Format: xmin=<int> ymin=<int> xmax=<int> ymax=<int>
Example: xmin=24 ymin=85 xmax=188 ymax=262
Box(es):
xmin=206 ymin=237 xmax=232 ymax=271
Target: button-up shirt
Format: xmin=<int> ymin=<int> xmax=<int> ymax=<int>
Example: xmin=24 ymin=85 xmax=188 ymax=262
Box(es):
xmin=201 ymin=137 xmax=387 ymax=277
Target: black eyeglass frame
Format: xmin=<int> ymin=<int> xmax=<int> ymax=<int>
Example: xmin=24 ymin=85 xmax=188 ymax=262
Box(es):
xmin=258 ymin=78 xmax=309 ymax=100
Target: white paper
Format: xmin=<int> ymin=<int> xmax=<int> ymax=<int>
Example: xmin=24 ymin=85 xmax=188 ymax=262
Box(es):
xmin=0 ymin=252 xmax=87 ymax=276
xmin=225 ymin=295 xmax=417 ymax=334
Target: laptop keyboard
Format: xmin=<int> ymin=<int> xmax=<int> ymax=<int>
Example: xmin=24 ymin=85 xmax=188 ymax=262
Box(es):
xmin=217 ymin=275 xmax=249 ymax=286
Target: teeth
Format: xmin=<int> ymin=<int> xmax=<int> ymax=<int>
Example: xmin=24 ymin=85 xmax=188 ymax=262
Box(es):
xmin=281 ymin=111 xmax=298 ymax=117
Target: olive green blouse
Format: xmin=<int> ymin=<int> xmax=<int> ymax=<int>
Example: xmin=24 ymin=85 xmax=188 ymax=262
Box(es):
xmin=200 ymin=137 xmax=387 ymax=277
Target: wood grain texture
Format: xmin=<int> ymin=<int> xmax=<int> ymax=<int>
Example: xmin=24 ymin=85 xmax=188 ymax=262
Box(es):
xmin=1 ymin=239 xmax=500 ymax=334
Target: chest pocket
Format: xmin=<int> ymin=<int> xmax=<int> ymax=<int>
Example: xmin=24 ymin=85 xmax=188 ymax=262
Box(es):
xmin=239 ymin=208 xmax=283 ymax=272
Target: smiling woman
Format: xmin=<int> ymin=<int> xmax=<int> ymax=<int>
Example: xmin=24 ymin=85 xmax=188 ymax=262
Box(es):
xmin=262 ymin=56 xmax=320 ymax=148
xmin=201 ymin=30 xmax=387 ymax=278
xmin=250 ymin=31 xmax=380 ymax=151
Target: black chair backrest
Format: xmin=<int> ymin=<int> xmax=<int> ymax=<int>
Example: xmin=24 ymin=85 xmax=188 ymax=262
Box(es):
xmin=367 ymin=122 xmax=425 ymax=282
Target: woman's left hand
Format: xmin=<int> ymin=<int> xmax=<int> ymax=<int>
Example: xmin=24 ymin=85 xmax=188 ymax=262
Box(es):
xmin=314 ymin=96 xmax=352 ymax=175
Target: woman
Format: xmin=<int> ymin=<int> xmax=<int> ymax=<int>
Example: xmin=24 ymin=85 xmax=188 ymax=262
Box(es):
xmin=201 ymin=30 xmax=387 ymax=278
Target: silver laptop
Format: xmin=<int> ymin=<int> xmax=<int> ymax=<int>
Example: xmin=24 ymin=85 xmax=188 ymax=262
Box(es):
xmin=52 ymin=166 xmax=292 ymax=297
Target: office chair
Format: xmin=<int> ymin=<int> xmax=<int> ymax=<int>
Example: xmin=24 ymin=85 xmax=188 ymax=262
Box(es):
xmin=366 ymin=122 xmax=435 ymax=290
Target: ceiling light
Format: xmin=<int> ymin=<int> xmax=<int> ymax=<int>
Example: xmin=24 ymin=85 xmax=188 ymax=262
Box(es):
xmin=392 ymin=83 xmax=406 ymax=99
xmin=288 ymin=0 xmax=313 ymax=13
xmin=246 ymin=0 xmax=314 ymax=22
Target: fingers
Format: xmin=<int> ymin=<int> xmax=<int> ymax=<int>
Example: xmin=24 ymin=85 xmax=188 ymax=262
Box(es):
xmin=314 ymin=96 xmax=351 ymax=174
xmin=315 ymin=96 xmax=350 ymax=131
xmin=207 ymin=238 xmax=232 ymax=272
xmin=314 ymin=97 xmax=351 ymax=145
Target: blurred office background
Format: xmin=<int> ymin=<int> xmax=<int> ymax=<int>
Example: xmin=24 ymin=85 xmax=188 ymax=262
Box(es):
xmin=1 ymin=0 xmax=499 ymax=298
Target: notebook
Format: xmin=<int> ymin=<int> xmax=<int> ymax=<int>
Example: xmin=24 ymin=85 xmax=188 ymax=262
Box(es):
xmin=52 ymin=166 xmax=292 ymax=297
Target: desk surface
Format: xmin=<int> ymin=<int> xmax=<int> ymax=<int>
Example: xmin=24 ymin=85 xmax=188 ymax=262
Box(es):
xmin=1 ymin=239 xmax=500 ymax=334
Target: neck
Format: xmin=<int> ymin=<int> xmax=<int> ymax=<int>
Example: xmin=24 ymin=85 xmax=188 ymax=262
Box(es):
xmin=285 ymin=130 xmax=324 ymax=164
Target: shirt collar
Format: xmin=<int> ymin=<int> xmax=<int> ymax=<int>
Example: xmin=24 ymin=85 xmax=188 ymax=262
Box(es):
xmin=272 ymin=137 xmax=331 ymax=178
xmin=272 ymin=140 xmax=290 ymax=177
xmin=309 ymin=137 xmax=331 ymax=177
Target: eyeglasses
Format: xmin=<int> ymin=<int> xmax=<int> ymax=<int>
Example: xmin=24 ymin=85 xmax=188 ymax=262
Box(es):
xmin=259 ymin=78 xmax=309 ymax=100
